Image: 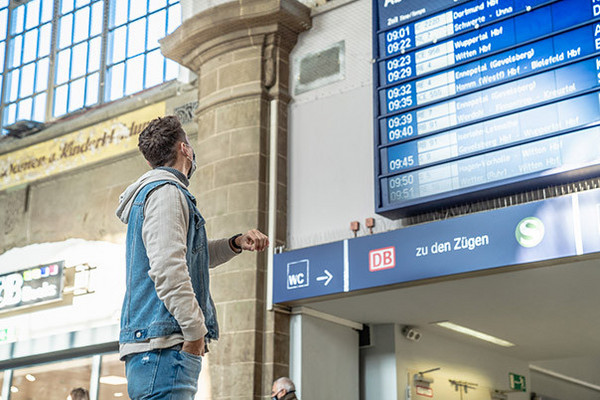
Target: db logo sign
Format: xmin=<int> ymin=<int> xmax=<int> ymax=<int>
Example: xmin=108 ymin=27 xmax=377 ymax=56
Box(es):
xmin=369 ymin=246 xmax=396 ymax=271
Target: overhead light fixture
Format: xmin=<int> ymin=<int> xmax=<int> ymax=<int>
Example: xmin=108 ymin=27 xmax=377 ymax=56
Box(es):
xmin=100 ymin=376 xmax=128 ymax=385
xmin=434 ymin=321 xmax=516 ymax=347
xmin=10 ymin=387 xmax=18 ymax=393
xmin=25 ymin=374 xmax=36 ymax=382
xmin=114 ymin=393 xmax=124 ymax=398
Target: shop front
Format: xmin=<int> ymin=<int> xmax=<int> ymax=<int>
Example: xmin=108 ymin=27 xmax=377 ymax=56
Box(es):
xmin=0 ymin=239 xmax=126 ymax=400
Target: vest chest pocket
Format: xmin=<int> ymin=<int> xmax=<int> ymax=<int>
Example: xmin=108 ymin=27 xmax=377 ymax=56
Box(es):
xmin=191 ymin=211 xmax=207 ymax=254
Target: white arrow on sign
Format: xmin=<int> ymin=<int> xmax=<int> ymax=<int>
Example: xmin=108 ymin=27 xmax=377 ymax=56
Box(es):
xmin=316 ymin=269 xmax=333 ymax=286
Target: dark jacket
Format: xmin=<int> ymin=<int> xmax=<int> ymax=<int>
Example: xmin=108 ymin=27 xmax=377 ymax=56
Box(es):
xmin=282 ymin=392 xmax=298 ymax=400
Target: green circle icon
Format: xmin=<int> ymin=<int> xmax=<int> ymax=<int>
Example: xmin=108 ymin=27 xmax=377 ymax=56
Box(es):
xmin=515 ymin=217 xmax=545 ymax=248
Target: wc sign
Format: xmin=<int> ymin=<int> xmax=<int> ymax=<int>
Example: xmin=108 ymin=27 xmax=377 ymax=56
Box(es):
xmin=287 ymin=260 xmax=310 ymax=289
xmin=369 ymin=246 xmax=396 ymax=271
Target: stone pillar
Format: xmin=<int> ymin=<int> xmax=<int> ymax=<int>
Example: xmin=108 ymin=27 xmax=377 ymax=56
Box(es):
xmin=161 ymin=1 xmax=310 ymax=399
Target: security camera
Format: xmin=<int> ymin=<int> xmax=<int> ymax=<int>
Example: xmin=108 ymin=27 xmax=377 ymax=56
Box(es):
xmin=402 ymin=326 xmax=421 ymax=341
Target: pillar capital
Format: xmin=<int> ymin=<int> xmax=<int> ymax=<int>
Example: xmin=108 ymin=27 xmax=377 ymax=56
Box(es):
xmin=161 ymin=0 xmax=311 ymax=72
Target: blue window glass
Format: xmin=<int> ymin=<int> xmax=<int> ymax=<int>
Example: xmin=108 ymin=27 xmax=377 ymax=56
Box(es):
xmin=11 ymin=4 xmax=24 ymax=34
xmin=0 ymin=8 xmax=7 ymax=42
xmin=1 ymin=0 xmax=181 ymax=134
xmin=38 ymin=23 xmax=51 ymax=57
xmin=53 ymin=0 xmax=104 ymax=118
xmin=25 ymin=0 xmax=40 ymax=30
xmin=149 ymin=0 xmax=166 ymax=13
xmin=107 ymin=62 xmax=125 ymax=101
xmin=33 ymin=93 xmax=46 ymax=121
xmin=86 ymin=72 xmax=99 ymax=106
xmin=105 ymin=0 xmax=180 ymax=102
xmin=2 ymin=0 xmax=52 ymax=128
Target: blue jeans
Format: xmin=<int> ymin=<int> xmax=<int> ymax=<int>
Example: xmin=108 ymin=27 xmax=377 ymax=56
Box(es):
xmin=125 ymin=348 xmax=203 ymax=400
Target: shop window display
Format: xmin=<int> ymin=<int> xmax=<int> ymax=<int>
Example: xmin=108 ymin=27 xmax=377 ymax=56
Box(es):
xmin=98 ymin=353 xmax=127 ymax=400
xmin=10 ymin=357 xmax=92 ymax=400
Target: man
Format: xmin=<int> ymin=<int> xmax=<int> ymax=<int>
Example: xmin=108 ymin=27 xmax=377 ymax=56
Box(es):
xmin=271 ymin=377 xmax=298 ymax=400
xmin=116 ymin=115 xmax=268 ymax=399
xmin=68 ymin=388 xmax=89 ymax=400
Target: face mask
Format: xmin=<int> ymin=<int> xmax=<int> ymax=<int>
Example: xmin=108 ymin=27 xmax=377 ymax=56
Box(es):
xmin=186 ymin=145 xmax=197 ymax=179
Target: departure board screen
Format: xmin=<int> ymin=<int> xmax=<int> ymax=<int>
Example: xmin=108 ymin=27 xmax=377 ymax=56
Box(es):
xmin=374 ymin=0 xmax=600 ymax=216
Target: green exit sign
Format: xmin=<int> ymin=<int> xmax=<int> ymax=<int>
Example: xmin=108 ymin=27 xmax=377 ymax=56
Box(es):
xmin=509 ymin=372 xmax=526 ymax=392
xmin=0 ymin=327 xmax=16 ymax=343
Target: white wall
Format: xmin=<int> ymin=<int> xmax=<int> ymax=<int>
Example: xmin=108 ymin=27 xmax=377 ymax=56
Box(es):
xmin=288 ymin=0 xmax=403 ymax=249
xmin=360 ymin=324 xmax=398 ymax=399
xmin=289 ymin=313 xmax=359 ymax=399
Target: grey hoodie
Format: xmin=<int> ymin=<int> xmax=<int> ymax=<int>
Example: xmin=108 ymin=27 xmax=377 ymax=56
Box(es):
xmin=116 ymin=169 xmax=238 ymax=357
xmin=116 ymin=169 xmax=179 ymax=224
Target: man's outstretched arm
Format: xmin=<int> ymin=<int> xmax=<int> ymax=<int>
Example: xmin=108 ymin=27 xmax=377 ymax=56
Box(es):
xmin=208 ymin=229 xmax=269 ymax=268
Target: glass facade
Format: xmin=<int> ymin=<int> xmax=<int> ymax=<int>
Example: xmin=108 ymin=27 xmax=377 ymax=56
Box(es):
xmin=98 ymin=354 xmax=127 ymax=400
xmin=10 ymin=357 xmax=93 ymax=400
xmin=0 ymin=353 xmax=128 ymax=400
xmin=0 ymin=0 xmax=181 ymax=134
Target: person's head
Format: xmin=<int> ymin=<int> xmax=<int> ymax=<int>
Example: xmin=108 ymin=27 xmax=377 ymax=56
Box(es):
xmin=69 ymin=387 xmax=89 ymax=400
xmin=138 ymin=115 xmax=195 ymax=177
xmin=271 ymin=377 xmax=295 ymax=399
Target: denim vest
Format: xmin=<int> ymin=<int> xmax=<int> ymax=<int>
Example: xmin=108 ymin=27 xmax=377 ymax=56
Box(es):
xmin=119 ymin=180 xmax=219 ymax=343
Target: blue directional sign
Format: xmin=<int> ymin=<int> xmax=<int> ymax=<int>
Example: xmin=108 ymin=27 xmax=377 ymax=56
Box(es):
xmin=373 ymin=0 xmax=600 ymax=216
xmin=273 ymin=241 xmax=345 ymax=303
xmin=349 ymin=195 xmax=576 ymax=291
xmin=273 ymin=189 xmax=600 ymax=303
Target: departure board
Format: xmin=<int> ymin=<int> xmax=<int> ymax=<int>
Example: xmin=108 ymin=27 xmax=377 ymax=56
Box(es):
xmin=374 ymin=0 xmax=600 ymax=216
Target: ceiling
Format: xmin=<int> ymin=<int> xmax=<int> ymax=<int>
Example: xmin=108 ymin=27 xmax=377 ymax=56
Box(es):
xmin=299 ymin=255 xmax=600 ymax=362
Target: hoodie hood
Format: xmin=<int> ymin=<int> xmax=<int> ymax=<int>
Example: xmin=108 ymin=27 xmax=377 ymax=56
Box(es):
xmin=116 ymin=169 xmax=184 ymax=223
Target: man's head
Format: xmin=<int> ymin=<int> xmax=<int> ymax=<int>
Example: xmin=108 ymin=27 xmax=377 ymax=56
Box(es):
xmin=271 ymin=377 xmax=295 ymax=399
xmin=138 ymin=115 xmax=190 ymax=169
xmin=69 ymin=387 xmax=90 ymax=400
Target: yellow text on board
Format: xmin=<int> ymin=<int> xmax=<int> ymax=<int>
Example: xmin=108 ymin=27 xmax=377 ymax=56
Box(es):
xmin=0 ymin=102 xmax=166 ymax=192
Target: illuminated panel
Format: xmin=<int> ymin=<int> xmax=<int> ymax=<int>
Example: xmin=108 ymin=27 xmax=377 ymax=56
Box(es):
xmin=374 ymin=0 xmax=600 ymax=216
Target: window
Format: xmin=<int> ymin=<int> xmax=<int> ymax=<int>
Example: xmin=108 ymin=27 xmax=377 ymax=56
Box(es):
xmin=98 ymin=353 xmax=127 ymax=400
xmin=10 ymin=357 xmax=93 ymax=400
xmin=0 ymin=0 xmax=181 ymax=134
xmin=1 ymin=352 xmax=127 ymax=400
xmin=2 ymin=0 xmax=53 ymax=127
xmin=106 ymin=0 xmax=180 ymax=102
xmin=54 ymin=0 xmax=104 ymax=117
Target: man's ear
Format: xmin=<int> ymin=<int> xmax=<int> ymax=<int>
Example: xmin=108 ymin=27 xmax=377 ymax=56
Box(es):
xmin=180 ymin=141 xmax=190 ymax=157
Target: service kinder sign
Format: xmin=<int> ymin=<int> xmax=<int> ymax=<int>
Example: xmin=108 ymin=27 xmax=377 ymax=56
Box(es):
xmin=0 ymin=102 xmax=165 ymax=192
